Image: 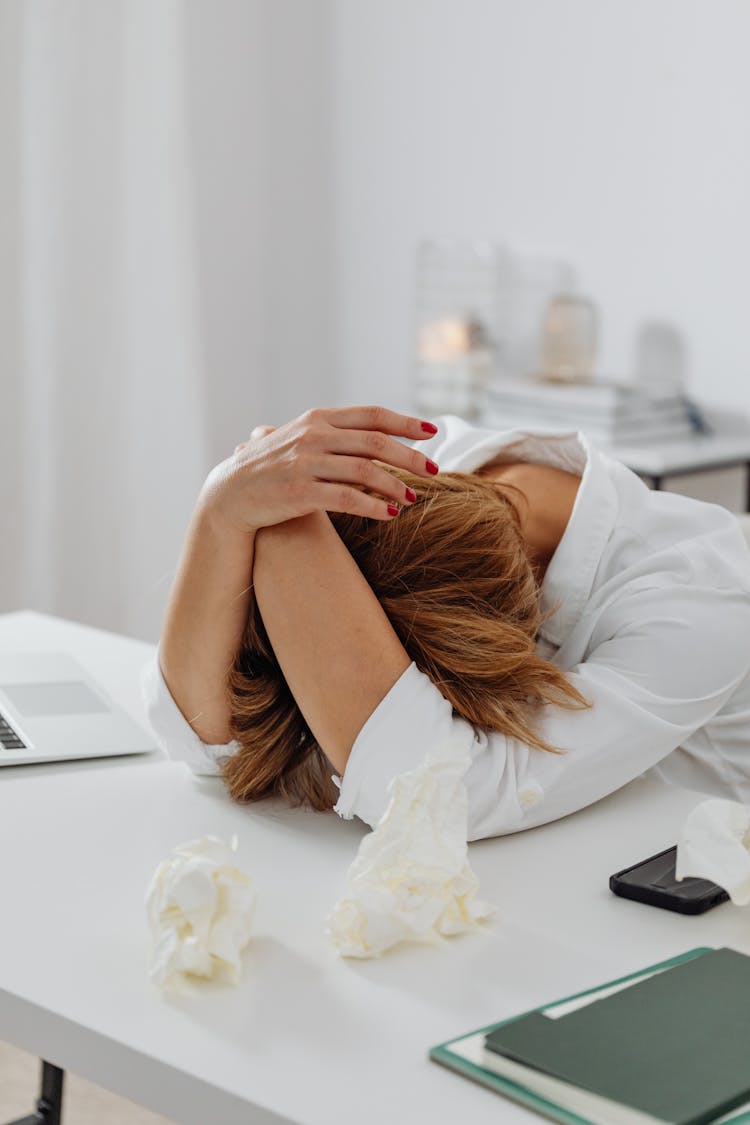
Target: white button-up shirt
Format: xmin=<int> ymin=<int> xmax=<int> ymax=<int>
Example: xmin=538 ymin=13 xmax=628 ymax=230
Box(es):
xmin=141 ymin=417 xmax=750 ymax=841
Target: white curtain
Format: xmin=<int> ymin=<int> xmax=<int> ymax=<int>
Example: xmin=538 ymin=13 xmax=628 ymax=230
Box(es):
xmin=6 ymin=0 xmax=207 ymax=642
xmin=0 ymin=0 xmax=337 ymax=642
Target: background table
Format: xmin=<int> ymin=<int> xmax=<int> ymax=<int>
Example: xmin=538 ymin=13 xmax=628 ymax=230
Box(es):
xmin=1 ymin=611 xmax=749 ymax=1125
xmin=607 ymin=431 xmax=750 ymax=509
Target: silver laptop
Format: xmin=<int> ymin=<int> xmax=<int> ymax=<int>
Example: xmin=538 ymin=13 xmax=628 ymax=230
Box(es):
xmin=0 ymin=651 xmax=156 ymax=765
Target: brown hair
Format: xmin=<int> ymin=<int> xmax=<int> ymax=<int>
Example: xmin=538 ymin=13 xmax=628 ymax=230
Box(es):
xmin=222 ymin=468 xmax=588 ymax=810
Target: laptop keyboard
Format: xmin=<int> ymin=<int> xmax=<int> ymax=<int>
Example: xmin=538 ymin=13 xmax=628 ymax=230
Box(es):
xmin=0 ymin=713 xmax=27 ymax=750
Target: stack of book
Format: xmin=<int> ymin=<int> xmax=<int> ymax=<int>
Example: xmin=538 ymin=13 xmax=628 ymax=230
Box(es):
xmin=482 ymin=377 xmax=700 ymax=447
xmin=431 ymin=946 xmax=750 ymax=1125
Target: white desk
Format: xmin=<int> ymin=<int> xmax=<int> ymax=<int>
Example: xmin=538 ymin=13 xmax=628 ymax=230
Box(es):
xmin=1 ymin=611 xmax=749 ymax=1125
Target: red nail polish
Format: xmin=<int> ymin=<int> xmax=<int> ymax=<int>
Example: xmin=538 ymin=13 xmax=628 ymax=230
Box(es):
xmin=425 ymin=458 xmax=439 ymax=475
xmin=387 ymin=504 xmax=400 ymax=516
xmin=421 ymin=421 xmax=438 ymax=434
xmin=405 ymin=487 xmax=417 ymax=503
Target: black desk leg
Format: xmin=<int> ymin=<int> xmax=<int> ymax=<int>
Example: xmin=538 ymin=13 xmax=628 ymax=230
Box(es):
xmin=746 ymin=461 xmax=750 ymax=514
xmin=650 ymin=475 xmax=663 ymax=492
xmin=4 ymin=1060 xmax=64 ymax=1125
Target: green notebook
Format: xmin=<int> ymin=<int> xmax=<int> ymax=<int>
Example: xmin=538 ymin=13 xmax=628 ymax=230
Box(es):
xmin=430 ymin=948 xmax=750 ymax=1125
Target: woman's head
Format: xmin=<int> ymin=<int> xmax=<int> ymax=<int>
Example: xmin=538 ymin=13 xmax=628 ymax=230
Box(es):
xmin=223 ymin=468 xmax=587 ymax=809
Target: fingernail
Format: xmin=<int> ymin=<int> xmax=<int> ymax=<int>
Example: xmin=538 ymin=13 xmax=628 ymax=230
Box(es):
xmin=421 ymin=421 xmax=438 ymax=434
xmin=425 ymin=459 xmax=439 ymax=475
xmin=405 ymin=487 xmax=417 ymax=503
xmin=387 ymin=504 xmax=400 ymax=516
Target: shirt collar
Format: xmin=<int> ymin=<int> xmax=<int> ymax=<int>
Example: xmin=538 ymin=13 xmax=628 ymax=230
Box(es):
xmin=537 ymin=439 xmax=619 ymax=646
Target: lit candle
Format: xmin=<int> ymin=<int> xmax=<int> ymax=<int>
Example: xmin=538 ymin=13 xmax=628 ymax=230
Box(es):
xmin=419 ymin=317 xmax=474 ymax=361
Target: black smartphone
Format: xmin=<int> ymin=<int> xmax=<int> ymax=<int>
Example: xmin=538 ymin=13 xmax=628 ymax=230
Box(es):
xmin=609 ymin=845 xmax=729 ymax=914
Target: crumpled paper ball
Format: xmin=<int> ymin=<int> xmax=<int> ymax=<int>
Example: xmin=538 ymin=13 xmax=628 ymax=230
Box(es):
xmin=676 ymin=799 xmax=750 ymax=905
xmin=326 ymin=739 xmax=494 ymax=958
xmin=145 ymin=834 xmax=255 ymax=988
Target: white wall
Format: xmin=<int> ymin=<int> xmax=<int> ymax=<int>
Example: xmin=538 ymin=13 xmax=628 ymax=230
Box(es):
xmin=0 ymin=1 xmax=23 ymax=611
xmin=185 ymin=0 xmax=335 ymax=466
xmin=330 ymin=0 xmax=750 ymax=420
xmin=184 ymin=0 xmax=266 ymax=465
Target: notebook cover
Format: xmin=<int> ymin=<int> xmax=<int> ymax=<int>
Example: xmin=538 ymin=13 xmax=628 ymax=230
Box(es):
xmin=485 ymin=948 xmax=750 ymax=1125
xmin=430 ymin=948 xmax=750 ymax=1125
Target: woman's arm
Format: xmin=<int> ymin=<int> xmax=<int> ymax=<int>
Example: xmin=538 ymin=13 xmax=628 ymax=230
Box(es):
xmin=156 ymin=406 xmax=437 ymax=751
xmin=159 ymin=497 xmax=256 ymax=745
xmin=252 ymin=512 xmax=412 ymax=775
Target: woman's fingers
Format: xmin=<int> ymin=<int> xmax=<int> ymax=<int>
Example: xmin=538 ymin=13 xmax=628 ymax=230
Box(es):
xmin=223 ymin=410 xmax=434 ymax=530
xmin=310 ymin=405 xmax=437 ymax=442
xmin=316 ymin=456 xmax=418 ymax=506
xmin=325 ymin=427 xmax=439 ymax=478
xmin=313 ymin=482 xmax=404 ymax=521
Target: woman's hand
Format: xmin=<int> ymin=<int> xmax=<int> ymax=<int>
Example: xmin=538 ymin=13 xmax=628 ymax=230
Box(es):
xmin=199 ymin=405 xmax=439 ymax=533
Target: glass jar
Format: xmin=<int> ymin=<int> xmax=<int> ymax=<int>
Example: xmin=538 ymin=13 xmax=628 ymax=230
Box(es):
xmin=538 ymin=294 xmax=599 ymax=382
xmin=412 ymin=240 xmax=510 ymax=420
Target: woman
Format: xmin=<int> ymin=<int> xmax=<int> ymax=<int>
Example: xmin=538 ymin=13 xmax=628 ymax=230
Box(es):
xmin=142 ymin=405 xmax=750 ymax=841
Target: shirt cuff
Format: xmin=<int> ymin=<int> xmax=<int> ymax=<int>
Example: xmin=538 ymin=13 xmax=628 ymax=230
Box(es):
xmin=140 ymin=649 xmax=241 ymax=777
xmin=333 ymin=661 xmax=475 ymax=828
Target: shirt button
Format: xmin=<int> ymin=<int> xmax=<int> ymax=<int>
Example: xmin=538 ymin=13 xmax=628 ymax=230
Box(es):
xmin=519 ymin=786 xmax=543 ymax=810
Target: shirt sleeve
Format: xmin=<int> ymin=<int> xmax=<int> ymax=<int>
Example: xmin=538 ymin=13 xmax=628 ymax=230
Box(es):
xmin=333 ymin=583 xmax=750 ymax=840
xmin=140 ymin=649 xmax=242 ymax=776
